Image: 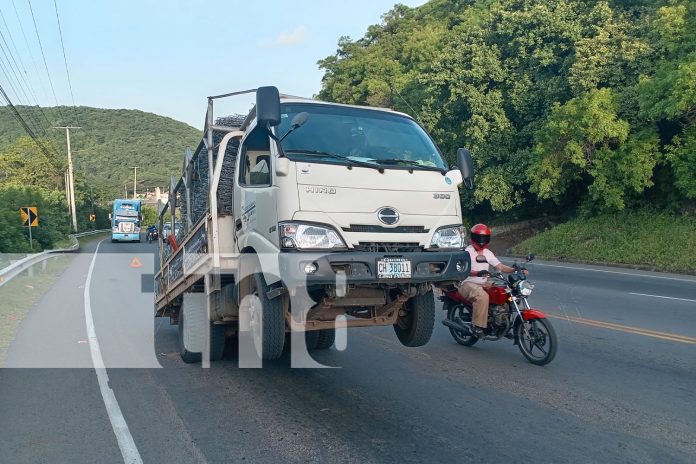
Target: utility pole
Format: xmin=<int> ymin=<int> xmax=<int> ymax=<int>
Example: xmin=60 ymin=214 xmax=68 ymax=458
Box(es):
xmin=131 ymin=167 xmax=139 ymax=199
xmin=54 ymin=126 xmax=80 ymax=233
xmin=65 ymin=169 xmax=73 ymax=226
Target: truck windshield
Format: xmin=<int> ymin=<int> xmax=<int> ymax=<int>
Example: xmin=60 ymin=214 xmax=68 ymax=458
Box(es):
xmin=277 ymin=103 xmax=448 ymax=171
xmin=114 ymin=211 xmax=140 ymax=226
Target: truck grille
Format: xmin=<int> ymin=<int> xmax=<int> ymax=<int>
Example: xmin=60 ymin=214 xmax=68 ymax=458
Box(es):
xmin=119 ymin=222 xmax=134 ymax=233
xmin=342 ymin=225 xmax=428 ymax=233
xmin=354 ymin=242 xmax=423 ymax=253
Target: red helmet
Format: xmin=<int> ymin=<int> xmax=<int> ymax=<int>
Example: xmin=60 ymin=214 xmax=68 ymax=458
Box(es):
xmin=470 ymin=223 xmax=491 ymax=251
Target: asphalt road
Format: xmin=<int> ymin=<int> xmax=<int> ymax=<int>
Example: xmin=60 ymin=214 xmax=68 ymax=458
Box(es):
xmin=1 ymin=238 xmax=695 ymax=463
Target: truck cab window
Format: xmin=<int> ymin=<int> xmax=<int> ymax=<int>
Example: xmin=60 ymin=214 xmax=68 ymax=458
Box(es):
xmin=239 ymin=126 xmax=272 ymax=186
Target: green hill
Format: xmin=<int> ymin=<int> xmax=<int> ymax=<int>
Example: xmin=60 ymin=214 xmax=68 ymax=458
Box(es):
xmin=0 ymin=106 xmax=201 ymax=199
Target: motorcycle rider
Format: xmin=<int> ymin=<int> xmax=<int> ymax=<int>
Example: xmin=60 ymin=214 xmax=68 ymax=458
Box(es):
xmin=457 ymin=223 xmax=524 ymax=338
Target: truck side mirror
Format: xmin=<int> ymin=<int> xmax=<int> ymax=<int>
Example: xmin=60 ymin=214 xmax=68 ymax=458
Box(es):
xmin=108 ymin=213 xmax=112 ymax=220
xmin=256 ymin=86 xmax=281 ymax=127
xmin=456 ymin=147 xmax=474 ymax=190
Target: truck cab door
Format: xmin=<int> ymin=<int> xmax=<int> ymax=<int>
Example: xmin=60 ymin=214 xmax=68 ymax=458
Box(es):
xmin=234 ymin=124 xmax=278 ymax=252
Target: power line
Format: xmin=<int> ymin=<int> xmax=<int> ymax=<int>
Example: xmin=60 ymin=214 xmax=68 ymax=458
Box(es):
xmin=26 ymin=0 xmax=69 ymax=125
xmin=0 ymin=26 xmax=36 ymax=109
xmin=5 ymin=0 xmax=62 ymax=134
xmin=0 ymin=82 xmax=57 ymax=160
xmin=11 ymin=0 xmax=51 ymax=106
xmin=53 ymin=0 xmax=79 ymax=126
xmin=0 ymin=32 xmax=48 ymax=138
xmin=0 ymin=5 xmax=54 ymax=130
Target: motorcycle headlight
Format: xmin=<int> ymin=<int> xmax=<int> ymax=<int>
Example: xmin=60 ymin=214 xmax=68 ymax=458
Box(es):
xmin=519 ymin=280 xmax=534 ymax=296
xmin=430 ymin=225 xmax=466 ymax=249
xmin=279 ymin=222 xmax=347 ymax=250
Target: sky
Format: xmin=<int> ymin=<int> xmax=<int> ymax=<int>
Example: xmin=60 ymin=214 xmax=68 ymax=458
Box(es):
xmin=0 ymin=0 xmax=426 ymax=129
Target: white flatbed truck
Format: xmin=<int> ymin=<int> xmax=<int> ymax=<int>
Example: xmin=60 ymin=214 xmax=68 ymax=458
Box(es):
xmin=154 ymin=87 xmax=474 ymax=363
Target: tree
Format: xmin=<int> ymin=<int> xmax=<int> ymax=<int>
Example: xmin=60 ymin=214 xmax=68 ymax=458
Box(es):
xmin=0 ymin=136 xmax=65 ymax=190
xmin=529 ymin=88 xmax=658 ymax=211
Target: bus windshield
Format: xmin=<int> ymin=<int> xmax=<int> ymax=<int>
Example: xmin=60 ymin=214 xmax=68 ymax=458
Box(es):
xmin=277 ymin=103 xmax=448 ymax=171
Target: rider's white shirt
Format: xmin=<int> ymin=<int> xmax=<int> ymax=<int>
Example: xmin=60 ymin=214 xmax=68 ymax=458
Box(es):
xmin=463 ymin=245 xmax=501 ymax=285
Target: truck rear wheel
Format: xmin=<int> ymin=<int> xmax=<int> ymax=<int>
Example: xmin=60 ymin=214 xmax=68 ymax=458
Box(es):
xmin=304 ymin=330 xmax=319 ymax=350
xmin=302 ymin=328 xmax=335 ymax=351
xmin=393 ymin=289 xmax=435 ymax=347
xmin=243 ymin=269 xmax=286 ymax=360
xmin=178 ymin=294 xmax=226 ymax=363
xmin=315 ymin=329 xmax=335 ymax=350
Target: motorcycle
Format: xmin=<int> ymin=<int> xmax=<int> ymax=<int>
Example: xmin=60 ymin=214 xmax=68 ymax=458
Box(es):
xmin=147 ymin=227 xmax=158 ymax=243
xmin=440 ymin=253 xmax=557 ymax=365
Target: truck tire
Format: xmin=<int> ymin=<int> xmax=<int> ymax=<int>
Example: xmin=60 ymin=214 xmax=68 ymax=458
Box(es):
xmin=244 ymin=270 xmax=286 ymax=360
xmin=304 ymin=330 xmax=320 ymax=350
xmin=178 ymin=303 xmax=203 ymax=364
xmin=393 ymin=289 xmax=435 ymax=347
xmin=178 ymin=293 xmax=226 ymax=363
xmin=315 ymin=329 xmax=335 ymax=350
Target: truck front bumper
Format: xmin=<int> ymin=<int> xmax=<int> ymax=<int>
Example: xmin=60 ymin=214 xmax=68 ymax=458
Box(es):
xmin=112 ymin=233 xmax=140 ymax=241
xmin=279 ymin=250 xmax=470 ymax=287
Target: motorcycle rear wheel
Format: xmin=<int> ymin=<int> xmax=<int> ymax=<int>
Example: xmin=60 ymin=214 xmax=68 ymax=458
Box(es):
xmin=515 ymin=317 xmax=557 ymax=365
xmin=445 ymin=302 xmax=479 ymax=346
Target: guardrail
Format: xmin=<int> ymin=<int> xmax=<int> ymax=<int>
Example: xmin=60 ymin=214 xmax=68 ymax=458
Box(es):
xmin=0 ymin=229 xmax=109 ymax=288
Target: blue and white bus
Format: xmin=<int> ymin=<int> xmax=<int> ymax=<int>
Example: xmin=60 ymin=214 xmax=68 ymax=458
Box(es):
xmin=111 ymin=199 xmax=143 ymax=242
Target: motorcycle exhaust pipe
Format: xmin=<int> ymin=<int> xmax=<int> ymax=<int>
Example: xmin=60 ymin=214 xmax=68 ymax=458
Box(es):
xmin=442 ymin=319 xmax=469 ymax=332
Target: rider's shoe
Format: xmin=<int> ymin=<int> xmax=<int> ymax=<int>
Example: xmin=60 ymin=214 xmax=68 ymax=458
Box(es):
xmin=470 ymin=325 xmax=485 ymax=339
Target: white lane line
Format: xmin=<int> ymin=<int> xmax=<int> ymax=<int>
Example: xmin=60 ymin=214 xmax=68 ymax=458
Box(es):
xmin=84 ymin=240 xmax=143 ymax=464
xmin=531 ymin=262 xmax=696 ymax=283
xmin=629 ymin=292 xmax=696 ymax=303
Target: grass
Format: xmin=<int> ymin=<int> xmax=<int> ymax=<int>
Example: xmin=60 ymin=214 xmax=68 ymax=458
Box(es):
xmin=511 ymin=210 xmax=696 ymax=274
xmin=0 ymin=254 xmax=72 ymax=366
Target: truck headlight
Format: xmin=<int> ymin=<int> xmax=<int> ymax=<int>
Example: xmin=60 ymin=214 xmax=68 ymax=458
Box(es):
xmin=430 ymin=225 xmax=466 ymax=249
xmin=279 ymin=222 xmax=346 ymax=250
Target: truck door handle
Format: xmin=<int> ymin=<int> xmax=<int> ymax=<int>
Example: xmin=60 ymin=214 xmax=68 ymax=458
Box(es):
xmin=235 ymin=219 xmax=242 ymax=230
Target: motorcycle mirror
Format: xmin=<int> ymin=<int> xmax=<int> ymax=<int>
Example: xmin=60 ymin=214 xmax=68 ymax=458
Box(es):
xmin=475 ymin=255 xmax=488 ymax=263
xmin=526 ymin=253 xmax=535 ymax=262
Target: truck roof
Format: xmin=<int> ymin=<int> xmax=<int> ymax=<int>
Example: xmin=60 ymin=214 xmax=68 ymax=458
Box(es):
xmin=238 ymin=95 xmax=413 ymax=131
xmin=280 ymin=95 xmax=410 ymax=118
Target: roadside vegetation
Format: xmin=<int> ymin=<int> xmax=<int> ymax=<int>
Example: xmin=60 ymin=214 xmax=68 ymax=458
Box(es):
xmin=318 ymin=0 xmax=696 ymax=218
xmin=0 ymin=107 xmax=200 ymax=252
xmin=0 ymin=107 xmax=200 ymax=199
xmin=512 ymin=211 xmax=696 ymax=274
xmin=318 ymin=0 xmax=696 ymax=271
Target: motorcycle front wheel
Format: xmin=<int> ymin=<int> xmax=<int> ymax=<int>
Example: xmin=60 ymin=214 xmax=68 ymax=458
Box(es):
xmin=515 ymin=317 xmax=557 ymax=365
xmin=445 ymin=302 xmax=479 ymax=346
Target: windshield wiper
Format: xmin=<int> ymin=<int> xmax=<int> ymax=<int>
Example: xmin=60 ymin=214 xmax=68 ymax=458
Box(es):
xmin=284 ymin=150 xmax=384 ymax=172
xmin=376 ymin=158 xmax=446 ymax=173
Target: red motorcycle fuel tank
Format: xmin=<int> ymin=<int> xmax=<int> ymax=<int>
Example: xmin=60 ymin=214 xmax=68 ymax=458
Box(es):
xmin=485 ymin=285 xmax=509 ymax=305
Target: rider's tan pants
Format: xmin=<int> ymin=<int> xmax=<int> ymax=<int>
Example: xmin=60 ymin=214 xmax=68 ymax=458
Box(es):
xmin=457 ymin=282 xmax=489 ymax=328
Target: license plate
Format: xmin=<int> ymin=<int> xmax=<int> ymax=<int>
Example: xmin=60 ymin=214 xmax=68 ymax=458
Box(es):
xmin=377 ymin=258 xmax=412 ymax=279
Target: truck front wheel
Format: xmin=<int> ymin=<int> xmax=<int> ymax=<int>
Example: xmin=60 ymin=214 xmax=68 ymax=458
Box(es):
xmin=393 ymin=289 xmax=435 ymax=347
xmin=243 ymin=270 xmax=286 ymax=360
